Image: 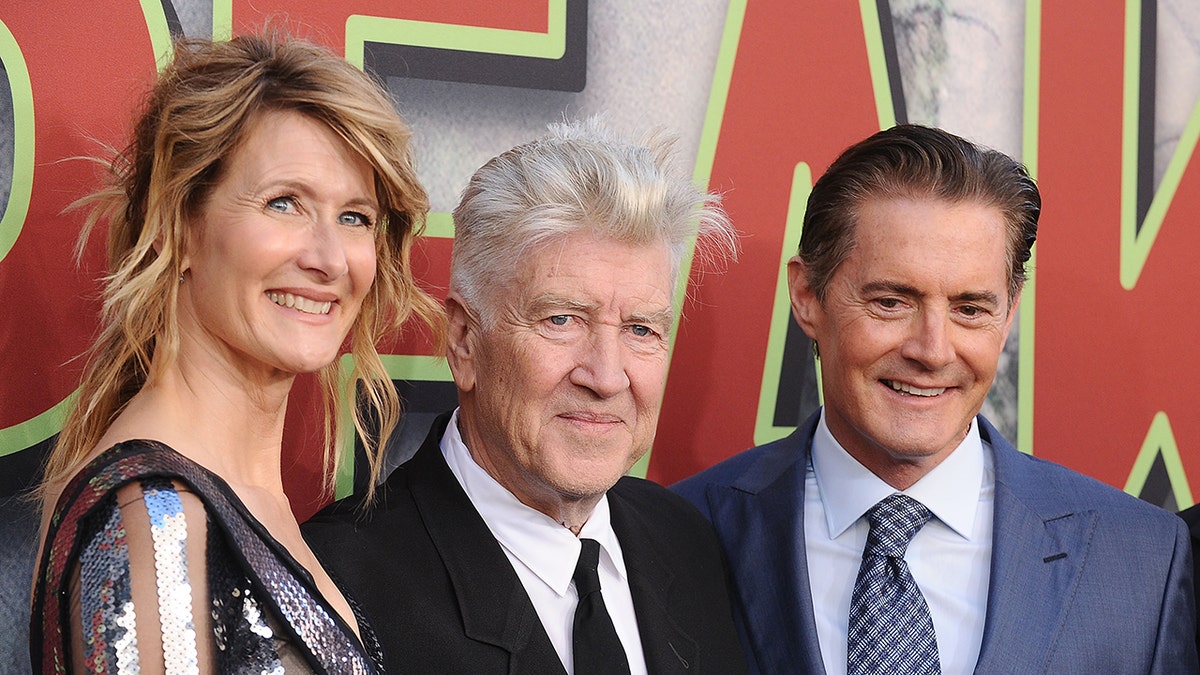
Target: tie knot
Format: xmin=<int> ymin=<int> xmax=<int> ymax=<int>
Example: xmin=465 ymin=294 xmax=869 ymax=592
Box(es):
xmin=573 ymin=538 xmax=603 ymax=596
xmin=863 ymin=494 xmax=932 ymax=558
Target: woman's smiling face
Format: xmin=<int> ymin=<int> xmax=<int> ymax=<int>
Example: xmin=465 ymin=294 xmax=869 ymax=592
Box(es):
xmin=179 ymin=109 xmax=379 ymax=380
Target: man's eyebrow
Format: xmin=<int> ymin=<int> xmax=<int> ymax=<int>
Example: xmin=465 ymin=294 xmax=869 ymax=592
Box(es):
xmin=627 ymin=307 xmax=675 ymax=329
xmin=526 ymin=295 xmax=673 ymax=328
xmin=861 ymin=280 xmax=923 ymax=298
xmin=526 ymin=294 xmax=598 ymax=314
xmin=951 ymin=290 xmax=1001 ymax=307
xmin=861 ymin=281 xmax=1001 ymax=308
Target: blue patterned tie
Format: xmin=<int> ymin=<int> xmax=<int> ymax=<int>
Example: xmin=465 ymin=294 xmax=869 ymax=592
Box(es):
xmin=847 ymin=494 xmax=941 ymax=675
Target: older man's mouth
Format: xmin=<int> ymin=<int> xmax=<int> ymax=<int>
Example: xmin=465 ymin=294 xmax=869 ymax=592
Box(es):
xmin=560 ymin=412 xmax=624 ymax=424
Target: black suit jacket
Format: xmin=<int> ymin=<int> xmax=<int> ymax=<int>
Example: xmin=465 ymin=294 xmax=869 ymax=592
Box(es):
xmin=303 ymin=414 xmax=747 ymax=674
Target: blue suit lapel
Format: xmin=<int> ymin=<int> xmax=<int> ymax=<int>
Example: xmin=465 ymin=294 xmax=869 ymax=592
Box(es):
xmin=696 ymin=413 xmax=1101 ymax=674
xmin=974 ymin=417 xmax=1096 ymax=673
xmin=704 ymin=416 xmax=826 ymax=675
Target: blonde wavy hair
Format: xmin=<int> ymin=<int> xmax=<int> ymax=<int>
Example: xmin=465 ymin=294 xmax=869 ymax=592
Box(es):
xmin=45 ymin=32 xmax=444 ymax=502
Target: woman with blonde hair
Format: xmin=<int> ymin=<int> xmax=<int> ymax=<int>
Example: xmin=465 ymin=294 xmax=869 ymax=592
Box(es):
xmin=30 ymin=32 xmax=442 ymax=673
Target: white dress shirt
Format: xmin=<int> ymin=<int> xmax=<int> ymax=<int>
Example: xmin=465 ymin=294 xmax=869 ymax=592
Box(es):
xmin=806 ymin=409 xmax=994 ymax=675
xmin=440 ymin=409 xmax=649 ymax=675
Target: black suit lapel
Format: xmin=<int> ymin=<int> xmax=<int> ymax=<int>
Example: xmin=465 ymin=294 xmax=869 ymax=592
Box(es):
xmin=403 ymin=416 xmax=567 ymax=674
xmin=610 ymin=482 xmax=698 ymax=673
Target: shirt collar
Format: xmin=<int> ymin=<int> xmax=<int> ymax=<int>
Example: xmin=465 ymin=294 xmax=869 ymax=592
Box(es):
xmin=440 ymin=409 xmax=627 ymax=596
xmin=811 ymin=408 xmax=985 ymax=540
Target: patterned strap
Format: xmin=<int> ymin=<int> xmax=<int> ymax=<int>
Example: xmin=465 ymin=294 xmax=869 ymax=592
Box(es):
xmin=143 ymin=478 xmax=201 ymax=674
xmin=33 ymin=441 xmax=378 ymax=674
xmin=78 ymin=503 xmax=139 ymax=672
xmin=75 ymin=479 xmax=202 ymax=675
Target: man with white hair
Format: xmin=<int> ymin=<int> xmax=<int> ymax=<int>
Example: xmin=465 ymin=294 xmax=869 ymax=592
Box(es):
xmin=305 ymin=119 xmax=748 ymax=675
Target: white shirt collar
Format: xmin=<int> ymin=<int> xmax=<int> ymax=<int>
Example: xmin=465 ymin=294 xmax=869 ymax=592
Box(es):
xmin=811 ymin=408 xmax=985 ymax=540
xmin=439 ymin=409 xmax=628 ymax=596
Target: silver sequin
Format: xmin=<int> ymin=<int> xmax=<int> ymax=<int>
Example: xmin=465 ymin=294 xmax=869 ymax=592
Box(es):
xmin=79 ymin=503 xmax=139 ymax=673
xmin=33 ymin=442 xmax=382 ymax=674
xmin=144 ymin=479 xmax=199 ymax=675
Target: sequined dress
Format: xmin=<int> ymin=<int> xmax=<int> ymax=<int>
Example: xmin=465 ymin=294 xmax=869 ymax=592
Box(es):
xmin=30 ymin=439 xmax=385 ymax=674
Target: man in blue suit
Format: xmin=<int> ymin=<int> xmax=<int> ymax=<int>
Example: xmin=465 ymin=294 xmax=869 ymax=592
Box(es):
xmin=674 ymin=124 xmax=1197 ymax=674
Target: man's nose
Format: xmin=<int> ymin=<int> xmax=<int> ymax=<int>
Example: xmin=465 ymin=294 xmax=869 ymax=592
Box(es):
xmin=570 ymin=328 xmax=631 ymax=398
xmin=900 ymin=310 xmax=955 ymax=370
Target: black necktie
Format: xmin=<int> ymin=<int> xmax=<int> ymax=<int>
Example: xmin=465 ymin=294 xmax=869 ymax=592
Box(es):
xmin=847 ymin=493 xmax=941 ymax=675
xmin=572 ymin=538 xmax=631 ymax=675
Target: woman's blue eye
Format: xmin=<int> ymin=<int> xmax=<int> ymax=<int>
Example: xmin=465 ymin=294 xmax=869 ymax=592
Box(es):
xmin=267 ymin=196 xmax=295 ymax=212
xmin=340 ymin=211 xmax=373 ymax=227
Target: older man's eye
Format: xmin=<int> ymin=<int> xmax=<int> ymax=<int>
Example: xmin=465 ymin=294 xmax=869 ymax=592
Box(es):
xmin=629 ymin=324 xmax=653 ymax=337
xmin=548 ymin=315 xmax=571 ymax=326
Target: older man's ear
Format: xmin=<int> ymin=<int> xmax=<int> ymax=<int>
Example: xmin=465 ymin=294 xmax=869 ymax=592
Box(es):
xmin=787 ymin=255 xmax=822 ymax=343
xmin=444 ymin=293 xmax=477 ymax=393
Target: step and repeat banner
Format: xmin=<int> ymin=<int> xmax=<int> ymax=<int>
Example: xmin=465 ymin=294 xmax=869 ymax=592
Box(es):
xmin=2 ymin=0 xmax=1199 ymax=518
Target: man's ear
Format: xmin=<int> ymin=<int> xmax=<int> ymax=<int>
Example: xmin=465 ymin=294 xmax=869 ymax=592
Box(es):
xmin=445 ymin=292 xmax=477 ymax=393
xmin=787 ymin=255 xmax=822 ymax=340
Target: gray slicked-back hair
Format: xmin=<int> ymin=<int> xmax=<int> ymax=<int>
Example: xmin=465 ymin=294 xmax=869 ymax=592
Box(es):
xmin=450 ymin=118 xmax=737 ymax=321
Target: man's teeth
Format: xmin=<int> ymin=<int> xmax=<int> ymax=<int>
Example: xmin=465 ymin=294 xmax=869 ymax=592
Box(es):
xmin=267 ymin=292 xmax=332 ymax=315
xmin=887 ymin=380 xmax=945 ymax=397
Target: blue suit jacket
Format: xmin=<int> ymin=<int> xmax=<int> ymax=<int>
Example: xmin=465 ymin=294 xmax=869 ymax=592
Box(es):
xmin=673 ymin=412 xmax=1198 ymax=674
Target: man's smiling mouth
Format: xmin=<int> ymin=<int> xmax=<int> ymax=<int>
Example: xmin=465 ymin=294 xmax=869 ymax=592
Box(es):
xmin=884 ymin=380 xmax=946 ymax=397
